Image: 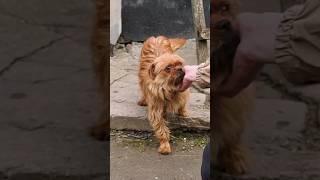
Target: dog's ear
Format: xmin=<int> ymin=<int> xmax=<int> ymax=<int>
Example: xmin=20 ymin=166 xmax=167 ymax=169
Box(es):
xmin=169 ymin=38 xmax=187 ymax=52
xmin=149 ymin=63 xmax=156 ymax=80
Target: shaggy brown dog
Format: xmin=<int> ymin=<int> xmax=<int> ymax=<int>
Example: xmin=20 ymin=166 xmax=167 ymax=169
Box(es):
xmin=90 ymin=0 xmax=108 ymax=141
xmin=212 ymin=0 xmax=255 ymax=175
xmin=138 ymin=36 xmax=189 ymax=154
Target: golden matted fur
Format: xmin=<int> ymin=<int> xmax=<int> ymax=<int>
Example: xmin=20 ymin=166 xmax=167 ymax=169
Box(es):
xmin=212 ymin=0 xmax=255 ymax=175
xmin=138 ymin=36 xmax=189 ymax=154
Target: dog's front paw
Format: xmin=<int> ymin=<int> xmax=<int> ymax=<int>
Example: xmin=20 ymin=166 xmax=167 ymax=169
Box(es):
xmin=178 ymin=109 xmax=189 ymax=117
xmin=219 ymin=149 xmax=248 ymax=175
xmin=225 ymin=157 xmax=247 ymax=175
xmin=137 ymin=99 xmax=147 ymax=106
xmin=158 ymin=141 xmax=171 ymax=155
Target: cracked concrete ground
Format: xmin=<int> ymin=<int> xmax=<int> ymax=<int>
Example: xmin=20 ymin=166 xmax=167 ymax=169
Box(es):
xmin=0 ymin=0 xmax=107 ymax=179
xmin=110 ymin=130 xmax=208 ymax=180
xmin=213 ymin=65 xmax=320 ymax=179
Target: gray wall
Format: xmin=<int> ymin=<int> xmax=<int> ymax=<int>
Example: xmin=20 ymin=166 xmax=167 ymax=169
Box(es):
xmin=120 ymin=0 xmax=304 ymax=42
xmin=121 ymin=0 xmax=210 ymax=42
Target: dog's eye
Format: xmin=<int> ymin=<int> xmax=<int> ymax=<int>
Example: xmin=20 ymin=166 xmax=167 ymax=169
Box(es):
xmin=165 ymin=66 xmax=172 ymax=73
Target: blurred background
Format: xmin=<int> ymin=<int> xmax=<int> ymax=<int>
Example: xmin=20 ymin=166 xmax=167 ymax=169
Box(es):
xmin=0 ymin=0 xmax=106 ymax=179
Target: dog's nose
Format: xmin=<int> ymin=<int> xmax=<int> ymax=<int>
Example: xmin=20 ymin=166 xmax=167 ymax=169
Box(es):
xmin=215 ymin=20 xmax=231 ymax=30
xmin=177 ymin=68 xmax=185 ymax=76
xmin=177 ymin=68 xmax=184 ymax=72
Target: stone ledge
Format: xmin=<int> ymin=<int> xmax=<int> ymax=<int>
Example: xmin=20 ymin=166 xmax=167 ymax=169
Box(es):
xmin=110 ymin=96 xmax=210 ymax=131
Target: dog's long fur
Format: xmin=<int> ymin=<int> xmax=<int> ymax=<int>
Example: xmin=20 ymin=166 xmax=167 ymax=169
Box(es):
xmin=138 ymin=36 xmax=189 ymax=154
xmin=212 ymin=0 xmax=255 ymax=175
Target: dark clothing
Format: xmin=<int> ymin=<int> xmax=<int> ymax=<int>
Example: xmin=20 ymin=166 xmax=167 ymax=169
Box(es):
xmin=275 ymin=0 xmax=320 ymax=84
xmin=201 ymin=143 xmax=211 ymax=180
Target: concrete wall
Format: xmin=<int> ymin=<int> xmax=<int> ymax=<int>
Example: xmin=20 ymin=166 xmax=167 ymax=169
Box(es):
xmin=121 ymin=0 xmax=210 ymax=42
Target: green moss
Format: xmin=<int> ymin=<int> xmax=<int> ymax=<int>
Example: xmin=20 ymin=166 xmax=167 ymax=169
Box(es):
xmin=112 ymin=130 xmax=209 ymax=152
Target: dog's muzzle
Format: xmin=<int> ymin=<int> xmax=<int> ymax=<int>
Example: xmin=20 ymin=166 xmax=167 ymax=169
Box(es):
xmin=174 ymin=68 xmax=185 ymax=86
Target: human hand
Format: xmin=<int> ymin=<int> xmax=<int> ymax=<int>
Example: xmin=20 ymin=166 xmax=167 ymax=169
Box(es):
xmin=216 ymin=12 xmax=282 ymax=97
xmin=179 ymin=65 xmax=198 ymax=92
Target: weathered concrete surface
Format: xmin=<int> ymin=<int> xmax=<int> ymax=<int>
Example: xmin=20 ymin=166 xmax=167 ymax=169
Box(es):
xmin=110 ymin=41 xmax=210 ymax=131
xmin=0 ymin=0 xmax=107 ymax=179
xmin=216 ymin=65 xmax=320 ymax=179
xmin=216 ymin=96 xmax=320 ymax=179
xmin=250 ymin=99 xmax=307 ymax=140
xmin=111 ymin=140 xmax=203 ymax=180
xmin=256 ymin=81 xmax=283 ymax=99
xmin=246 ymin=100 xmax=310 ymax=179
xmin=110 ymin=131 xmax=207 ymax=180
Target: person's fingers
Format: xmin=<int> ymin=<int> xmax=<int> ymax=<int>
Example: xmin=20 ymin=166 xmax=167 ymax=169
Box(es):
xmin=184 ymin=65 xmax=198 ymax=82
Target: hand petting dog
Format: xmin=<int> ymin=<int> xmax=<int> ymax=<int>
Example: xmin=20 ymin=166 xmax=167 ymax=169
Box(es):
xmin=179 ymin=65 xmax=198 ymax=92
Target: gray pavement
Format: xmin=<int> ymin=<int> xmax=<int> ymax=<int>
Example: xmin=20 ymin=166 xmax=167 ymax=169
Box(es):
xmin=0 ymin=0 xmax=107 ymax=179
xmin=214 ymin=66 xmax=320 ymax=179
xmin=110 ymin=130 xmax=208 ymax=180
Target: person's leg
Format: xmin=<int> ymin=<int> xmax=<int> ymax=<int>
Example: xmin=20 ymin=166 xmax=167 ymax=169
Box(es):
xmin=201 ymin=142 xmax=210 ymax=180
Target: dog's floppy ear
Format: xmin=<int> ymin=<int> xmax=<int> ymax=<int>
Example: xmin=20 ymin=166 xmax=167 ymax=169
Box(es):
xmin=149 ymin=63 xmax=156 ymax=80
xmin=169 ymin=38 xmax=187 ymax=52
